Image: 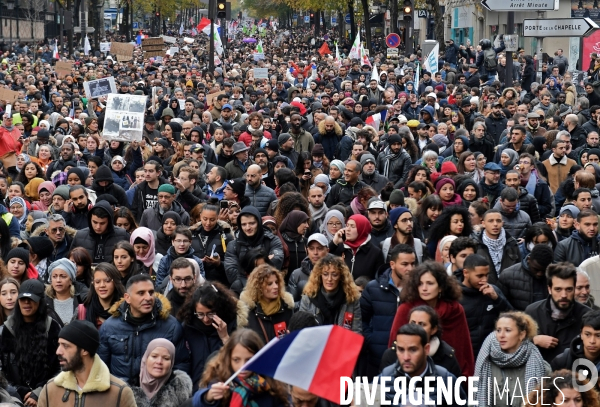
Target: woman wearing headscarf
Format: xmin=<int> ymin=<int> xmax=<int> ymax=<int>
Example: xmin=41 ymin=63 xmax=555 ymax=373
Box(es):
xmin=32 ymin=180 xmax=56 ymax=211
xmin=9 ymin=197 xmax=28 ymax=234
xmin=131 ymin=227 xmax=163 ymax=278
xmin=329 ymin=214 xmax=385 ymax=280
xmin=532 ymin=136 xmax=547 ymax=158
xmin=499 ymin=148 xmax=518 ymax=181
xmin=329 ymin=159 xmax=345 ymax=185
xmin=312 ymin=173 xmax=331 ymax=198
xmin=320 ymin=209 xmax=346 ymax=243
xmin=131 ymin=339 xmax=193 ymax=407
xmin=16 ymin=153 xmax=31 ymax=173
xmin=279 ymin=210 xmax=310 ymax=275
xmin=156 ymin=212 xmax=182 ymax=256
xmin=24 ymin=177 xmax=44 ymax=201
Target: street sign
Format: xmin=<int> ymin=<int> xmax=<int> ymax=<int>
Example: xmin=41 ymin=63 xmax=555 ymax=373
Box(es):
xmin=523 ymin=18 xmax=599 ymax=37
xmin=293 ymin=14 xmax=297 ymax=19
xmin=387 ymin=48 xmax=399 ymax=58
xmin=74 ymin=26 xmax=96 ymax=33
xmin=331 ymin=16 xmax=337 ymax=24
xmin=345 ymin=14 xmax=351 ymax=24
xmin=481 ymin=0 xmax=555 ymax=11
xmin=304 ymin=15 xmax=310 ymax=23
xmin=417 ymin=9 xmax=429 ymax=18
xmin=386 ymin=33 xmax=401 ymax=48
xmin=133 ymin=22 xmax=138 ymax=29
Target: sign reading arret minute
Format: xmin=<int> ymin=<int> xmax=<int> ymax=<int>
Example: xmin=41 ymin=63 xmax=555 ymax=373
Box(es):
xmin=480 ymin=0 xmax=557 ymax=11
xmin=523 ymin=18 xmax=599 ymax=37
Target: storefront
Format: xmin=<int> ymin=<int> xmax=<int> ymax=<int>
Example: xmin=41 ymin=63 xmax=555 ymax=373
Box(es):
xmin=451 ymin=5 xmax=474 ymax=45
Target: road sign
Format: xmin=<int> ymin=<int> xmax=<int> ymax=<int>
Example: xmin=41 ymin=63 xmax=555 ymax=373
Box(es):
xmin=74 ymin=26 xmax=96 ymax=33
xmin=304 ymin=15 xmax=310 ymax=23
xmin=481 ymin=0 xmax=556 ymax=11
xmin=293 ymin=14 xmax=297 ymax=19
xmin=132 ymin=22 xmax=138 ymax=28
xmin=417 ymin=9 xmax=429 ymax=18
xmin=345 ymin=14 xmax=351 ymax=24
xmin=387 ymin=48 xmax=399 ymax=58
xmin=386 ymin=33 xmax=401 ymax=48
xmin=331 ymin=16 xmax=337 ymax=24
xmin=523 ymin=18 xmax=599 ymax=37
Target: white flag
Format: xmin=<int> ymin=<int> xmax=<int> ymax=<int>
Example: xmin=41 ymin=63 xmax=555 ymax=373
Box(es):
xmin=371 ymin=61 xmax=379 ymax=83
xmin=179 ymin=22 xmax=184 ymax=35
xmin=83 ymin=35 xmax=91 ymax=56
xmin=423 ymin=43 xmax=439 ymax=75
xmin=348 ymin=32 xmax=360 ymax=60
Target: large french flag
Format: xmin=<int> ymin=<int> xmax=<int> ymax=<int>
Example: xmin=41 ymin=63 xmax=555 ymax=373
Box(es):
xmin=232 ymin=325 xmax=363 ymax=404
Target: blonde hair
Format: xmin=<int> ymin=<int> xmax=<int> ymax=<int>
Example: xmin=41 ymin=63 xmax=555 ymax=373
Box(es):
xmin=497 ymin=311 xmax=538 ymax=341
xmin=243 ymin=264 xmax=286 ymax=303
xmin=302 ymin=254 xmax=360 ymax=303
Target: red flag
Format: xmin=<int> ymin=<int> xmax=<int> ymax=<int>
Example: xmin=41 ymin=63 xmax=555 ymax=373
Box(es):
xmin=197 ymin=17 xmax=211 ymax=32
xmin=318 ymin=42 xmax=331 ymax=56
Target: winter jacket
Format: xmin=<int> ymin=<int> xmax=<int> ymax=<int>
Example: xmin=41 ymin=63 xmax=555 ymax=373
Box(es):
xmin=525 ymin=297 xmax=591 ymax=360
xmin=470 ymin=135 xmax=496 ymax=163
xmin=140 ymin=200 xmax=191 ymax=231
xmin=70 ymin=201 xmax=131 ymax=264
xmin=130 ymin=178 xmax=169 ymax=222
xmin=224 ymin=207 xmax=284 ymax=290
xmin=38 ymin=354 xmax=136 ymax=407
xmin=514 ymin=187 xmax=541 ymax=223
xmin=299 ymin=293 xmax=362 ymax=333
xmin=459 ymin=281 xmax=512 ymax=357
xmin=570 ymin=125 xmax=588 ymax=149
xmin=485 ymin=115 xmax=508 ymax=145
xmin=97 ymin=294 xmax=190 ymax=384
xmin=551 ymin=336 xmax=600 ymax=373
xmin=497 ymin=257 xmax=548 ymax=311
xmin=224 ymin=158 xmax=253 ymax=179
xmin=155 ymin=246 xmax=204 ymax=287
xmin=475 ymin=230 xmax=521 ymax=286
xmin=493 ymin=206 xmax=532 ymax=240
xmin=91 ymin=165 xmax=129 ymax=208
xmin=376 ymin=146 xmax=412 ymax=184
xmin=191 ymin=222 xmax=233 ymax=286
xmin=245 ymin=183 xmax=277 ymax=217
xmin=287 ymin=257 xmax=313 ymax=308
xmin=555 ymin=230 xmax=600 ymax=266
xmin=369 ymin=221 xmax=394 ymax=249
xmin=0 ymin=315 xmax=61 ymax=402
xmin=328 ymin=235 xmax=385 ymax=280
xmin=360 ymin=268 xmax=401 ymax=372
xmin=280 ymin=232 xmax=307 ymax=275
xmin=31 ymin=223 xmax=77 ymax=266
xmin=290 ymin=128 xmax=315 ymax=153
xmin=360 ymin=171 xmax=389 ymax=193
xmin=325 ymin=179 xmax=367 ymax=207
xmin=239 ymin=291 xmax=294 ymax=343
xmin=131 ymin=370 xmax=192 ymax=407
xmin=318 ymin=120 xmax=343 ymax=161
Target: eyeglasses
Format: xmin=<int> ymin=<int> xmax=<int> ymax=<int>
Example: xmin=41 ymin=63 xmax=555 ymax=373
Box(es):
xmin=93 ymin=278 xmax=113 ymax=285
xmin=173 ymin=276 xmax=194 ymax=284
xmin=50 ymin=227 xmax=65 ymax=234
xmin=518 ymin=160 xmax=531 ymax=165
xmin=195 ymin=311 xmax=216 ymax=320
xmin=327 ymin=222 xmax=342 ymax=227
xmin=174 ymin=239 xmax=191 ymax=245
xmin=322 ymin=273 xmax=340 ymax=280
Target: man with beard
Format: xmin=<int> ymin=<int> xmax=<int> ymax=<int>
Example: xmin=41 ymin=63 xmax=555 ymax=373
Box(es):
xmin=525 ymin=262 xmax=591 ymax=360
xmin=381 ymin=207 xmax=427 ymax=263
xmin=547 ymin=92 xmax=568 ymax=117
xmin=63 ymin=186 xmax=91 ymax=230
xmin=494 ymin=124 xmax=528 ymax=162
xmin=244 ymin=164 xmax=276 ymax=216
xmin=277 ymin=133 xmax=300 ymax=167
xmin=360 ymin=154 xmax=388 ymax=192
xmin=252 ymin=148 xmax=275 ymax=189
xmin=484 ymin=103 xmax=507 ymax=145
xmin=307 ymin=182 xmax=327 ymax=226
xmin=375 ymin=134 xmax=411 ymax=186
xmin=565 ymin=114 xmax=588 ymax=149
xmin=288 ymin=113 xmax=314 ymax=153
xmin=217 ymin=137 xmax=235 ymax=167
xmin=45 ymin=143 xmax=85 ymax=179
xmin=38 ymin=320 xmax=136 ymax=407
xmin=140 ymin=184 xmax=190 ymax=230
xmin=479 ymin=163 xmax=505 ymax=205
xmin=555 ymin=209 xmax=600 ymax=266
xmin=366 ymin=200 xmax=394 ymax=248
xmin=164 ymin=258 xmax=197 ymax=317
xmin=541 ymin=139 xmax=576 ymax=194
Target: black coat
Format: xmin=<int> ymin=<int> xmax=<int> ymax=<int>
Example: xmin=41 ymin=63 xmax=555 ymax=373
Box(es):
xmin=525 ymin=297 xmax=591 ymax=360
xmin=328 ymin=237 xmax=385 ymax=280
xmin=239 ymin=292 xmax=294 ymax=343
xmin=379 ymin=339 xmax=462 ymax=378
xmin=475 ymin=230 xmax=521 ymax=286
xmin=326 ymin=180 xmax=367 ymax=207
xmin=497 ymin=257 xmax=548 ymax=311
xmin=555 ymin=230 xmax=600 ymax=267
xmin=550 ymin=336 xmax=598 ymax=372
xmin=191 ymin=223 xmax=232 ymax=286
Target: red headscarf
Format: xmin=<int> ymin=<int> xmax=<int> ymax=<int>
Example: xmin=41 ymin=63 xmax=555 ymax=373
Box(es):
xmin=344 ymin=214 xmax=372 ymax=253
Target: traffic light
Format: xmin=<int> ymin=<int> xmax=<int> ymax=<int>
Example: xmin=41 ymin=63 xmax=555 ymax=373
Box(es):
xmin=217 ymin=0 xmax=227 ymax=18
xmin=403 ymin=0 xmax=413 ymax=17
xmin=155 ymin=11 xmax=160 ymax=17
xmin=310 ymin=13 xmax=314 ymax=24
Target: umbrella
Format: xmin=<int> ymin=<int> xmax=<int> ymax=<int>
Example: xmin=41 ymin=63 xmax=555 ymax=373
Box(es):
xmin=243 ymin=38 xmax=257 ymax=43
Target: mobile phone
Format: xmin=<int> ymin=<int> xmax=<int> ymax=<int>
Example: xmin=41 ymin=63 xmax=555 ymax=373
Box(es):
xmin=341 ymin=230 xmax=346 ymax=241
xmin=220 ymin=200 xmax=229 ymax=210
xmin=170 ymin=174 xmax=175 ymax=183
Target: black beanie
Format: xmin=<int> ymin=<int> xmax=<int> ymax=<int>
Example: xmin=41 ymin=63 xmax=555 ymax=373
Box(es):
xmin=21 ymin=237 xmax=53 ymax=260
xmin=59 ymin=320 xmax=100 ymax=355
xmin=94 ymin=165 xmax=114 ymax=184
xmin=163 ymin=211 xmax=182 ymax=226
xmin=7 ymin=247 xmax=29 ymax=265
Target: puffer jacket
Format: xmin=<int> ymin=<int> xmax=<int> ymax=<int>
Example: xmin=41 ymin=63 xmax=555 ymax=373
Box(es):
xmin=32 ymin=223 xmax=77 ymax=267
xmin=239 ymin=291 xmax=295 ymax=343
xmin=91 ymin=165 xmax=129 ymax=208
xmin=514 ymin=187 xmax=541 ymax=223
xmin=280 ymin=232 xmax=307 ymax=275
xmin=191 ymin=222 xmax=233 ymax=286
xmin=475 ymin=230 xmax=521 ymax=286
xmin=69 ymin=201 xmax=131 ymax=264
xmin=493 ymin=204 xmax=532 ymax=239
xmin=325 ymin=179 xmax=367 ymax=207
xmin=97 ymin=294 xmax=190 ymax=384
xmin=360 ymin=268 xmax=400 ymax=372
xmin=287 ymin=257 xmax=313 ymax=308
xmin=497 ymin=257 xmax=548 ymax=311
xmin=551 ymin=336 xmax=600 ymax=373
xmin=555 ymin=230 xmax=600 ymax=266
xmin=131 ymin=370 xmax=192 ymax=407
xmin=224 ymin=207 xmax=284 ymax=291
xmin=140 ymin=200 xmax=191 ymax=231
xmin=299 ymin=294 xmax=362 ymax=333
xmin=328 ymin=235 xmax=385 ymax=280
xmin=375 ymin=146 xmax=412 ymax=184
xmin=458 ymin=280 xmax=513 ymax=357
xmin=245 ymin=183 xmax=277 ymax=217
xmin=155 ymin=246 xmax=204 ymax=287
xmin=360 ymin=171 xmax=389 ymax=194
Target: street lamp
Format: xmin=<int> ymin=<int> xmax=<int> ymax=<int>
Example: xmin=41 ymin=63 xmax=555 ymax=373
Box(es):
xmin=6 ymin=0 xmax=14 ymax=43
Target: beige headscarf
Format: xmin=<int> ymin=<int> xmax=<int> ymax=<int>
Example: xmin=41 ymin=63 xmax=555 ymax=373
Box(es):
xmin=139 ymin=339 xmax=176 ymax=399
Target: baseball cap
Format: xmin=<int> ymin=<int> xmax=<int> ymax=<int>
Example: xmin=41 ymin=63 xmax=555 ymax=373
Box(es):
xmin=18 ymin=279 xmax=45 ymax=303
xmin=307 ymin=233 xmax=328 ymax=247
xmin=483 ymin=162 xmax=502 ymax=172
xmin=221 ymin=103 xmax=233 ymax=111
xmin=191 ymin=143 xmax=205 ymax=153
xmin=559 ymin=205 xmax=580 ymax=218
xmin=367 ymin=200 xmax=387 ymax=210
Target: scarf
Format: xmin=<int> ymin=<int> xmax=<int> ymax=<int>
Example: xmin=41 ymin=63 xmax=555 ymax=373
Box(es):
xmin=350 ymin=196 xmax=367 ymax=215
xmin=550 ymin=298 xmax=572 ymax=320
xmin=482 ymin=229 xmax=507 ymax=276
xmin=475 ymin=333 xmax=545 ymax=407
xmin=85 ymin=294 xmax=113 ymax=326
xmin=320 ymin=210 xmax=346 ymax=242
xmin=310 ymin=203 xmax=328 ymax=222
xmin=344 ymin=214 xmax=372 ymax=253
xmin=140 ymin=339 xmax=175 ymax=400
xmin=524 ymin=171 xmax=538 ymax=196
xmin=310 ymin=286 xmax=346 ymax=325
xmin=279 ymin=210 xmax=309 ymax=241
xmin=131 ymin=227 xmax=157 ymax=268
xmin=381 ymin=146 xmax=401 ymax=179
xmin=230 ymin=374 xmax=271 ymax=407
xmin=258 ymin=298 xmax=281 ymax=316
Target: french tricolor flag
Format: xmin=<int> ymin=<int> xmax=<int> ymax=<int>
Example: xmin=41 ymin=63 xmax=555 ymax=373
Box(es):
xmin=227 ymin=325 xmax=363 ymax=404
xmin=365 ymin=110 xmax=387 ymax=131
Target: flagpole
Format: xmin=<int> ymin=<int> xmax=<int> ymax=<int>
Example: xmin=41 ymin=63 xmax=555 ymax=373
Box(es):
xmin=209 ymin=0 xmax=215 ymax=72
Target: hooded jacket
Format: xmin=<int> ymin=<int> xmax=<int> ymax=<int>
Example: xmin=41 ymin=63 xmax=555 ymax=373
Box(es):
xmin=239 ymin=290 xmax=295 ymax=343
xmin=97 ymin=294 xmax=190 ymax=384
xmin=32 ymin=223 xmax=77 ymax=265
xmin=92 ymin=165 xmax=129 ymax=208
xmin=70 ymin=201 xmax=131 ymax=264
xmin=155 ymin=245 xmax=204 ymax=287
xmin=140 ymin=200 xmax=190 ymax=232
xmin=551 ymin=336 xmax=600 ymax=373
xmin=555 ymin=230 xmax=600 ymax=267
xmin=498 ymin=256 xmax=549 ymax=311
xmin=287 ymin=257 xmax=313 ymax=309
xmin=191 ymin=221 xmax=233 ymax=287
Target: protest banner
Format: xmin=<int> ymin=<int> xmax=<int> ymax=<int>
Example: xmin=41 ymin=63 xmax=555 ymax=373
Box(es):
xmin=83 ymin=77 xmax=117 ymax=99
xmin=142 ymin=37 xmax=165 ymax=57
xmin=55 ymin=61 xmax=73 ymax=78
xmin=103 ymin=94 xmax=145 ymax=142
xmin=111 ymin=42 xmax=134 ymax=61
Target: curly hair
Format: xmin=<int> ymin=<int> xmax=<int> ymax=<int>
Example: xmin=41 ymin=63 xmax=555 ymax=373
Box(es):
xmin=15 ymin=162 xmax=45 ymax=185
xmin=0 ymin=277 xmax=18 ymax=325
xmin=178 ymin=281 xmax=238 ymax=325
xmin=405 ymin=165 xmax=431 ymax=185
xmin=302 ymin=254 xmax=360 ymax=303
xmin=400 ymin=261 xmax=462 ymax=303
xmin=242 ymin=264 xmax=286 ymax=304
xmin=525 ymin=369 xmax=600 ymax=407
xmin=200 ymin=329 xmax=291 ymax=405
xmin=273 ymin=192 xmax=310 ymax=227
xmin=169 ymin=141 xmax=185 ymax=166
xmin=497 ymin=311 xmax=538 ymax=341
xmin=427 ymin=205 xmax=473 ymax=239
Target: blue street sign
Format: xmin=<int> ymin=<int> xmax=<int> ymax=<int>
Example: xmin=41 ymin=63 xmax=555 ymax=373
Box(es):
xmin=293 ymin=14 xmax=297 ymax=19
xmin=345 ymin=14 xmax=351 ymax=23
xmin=304 ymin=15 xmax=310 ymax=23
xmin=331 ymin=16 xmax=337 ymax=24
xmin=133 ymin=22 xmax=139 ymax=29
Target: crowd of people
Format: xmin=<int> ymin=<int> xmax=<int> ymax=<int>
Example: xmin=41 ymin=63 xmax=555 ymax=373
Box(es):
xmin=0 ymin=17 xmax=599 ymax=407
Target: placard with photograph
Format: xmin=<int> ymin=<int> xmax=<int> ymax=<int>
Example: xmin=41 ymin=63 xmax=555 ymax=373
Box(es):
xmin=83 ymin=77 xmax=117 ymax=99
xmin=103 ymin=94 xmax=146 ymax=142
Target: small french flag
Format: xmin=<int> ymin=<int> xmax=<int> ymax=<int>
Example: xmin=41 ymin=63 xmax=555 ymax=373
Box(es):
xmin=365 ymin=110 xmax=387 ymax=131
xmin=53 ymin=40 xmax=60 ymax=60
xmin=227 ymin=325 xmax=363 ymax=404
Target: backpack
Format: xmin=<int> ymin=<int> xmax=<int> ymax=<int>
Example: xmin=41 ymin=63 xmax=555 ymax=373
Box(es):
xmin=483 ymin=49 xmax=497 ymax=71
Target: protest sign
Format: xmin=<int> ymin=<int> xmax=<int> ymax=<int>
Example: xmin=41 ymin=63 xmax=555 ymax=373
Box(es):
xmin=83 ymin=77 xmax=117 ymax=99
xmin=162 ymin=35 xmax=177 ymax=44
xmin=254 ymin=68 xmax=269 ymax=79
xmin=55 ymin=61 xmax=73 ymax=78
xmin=100 ymin=42 xmax=111 ymax=52
xmin=0 ymin=88 xmax=19 ymax=104
xmin=111 ymin=42 xmax=134 ymax=61
xmin=142 ymin=37 xmax=165 ymax=57
xmin=103 ymin=94 xmax=145 ymax=142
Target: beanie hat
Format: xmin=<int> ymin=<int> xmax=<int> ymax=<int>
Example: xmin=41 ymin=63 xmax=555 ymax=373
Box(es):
xmin=59 ymin=320 xmax=100 ymax=355
xmin=253 ymin=148 xmax=268 ymax=158
xmin=360 ymin=154 xmax=376 ymax=167
xmin=52 ymin=185 xmax=70 ymax=200
xmin=7 ymin=247 xmax=29 ymax=265
xmin=432 ymin=134 xmax=449 ymax=147
xmin=389 ymin=207 xmax=411 ymax=228
xmin=330 ymin=160 xmax=345 ymax=173
xmin=228 ymin=178 xmax=246 ymax=199
xmin=94 ymin=165 xmax=114 ymax=184
xmin=441 ymin=161 xmax=458 ymax=175
xmin=278 ymin=133 xmax=292 ymax=145
xmin=436 ymin=177 xmax=456 ymax=194
xmin=21 ymin=237 xmax=54 ymax=260
xmin=388 ymin=134 xmax=402 ymax=145
xmin=389 ymin=189 xmax=405 ymax=206
xmin=311 ymin=144 xmax=325 ymax=157
xmin=163 ymin=211 xmax=182 ymax=226
xmin=456 ymin=135 xmax=470 ymax=150
xmin=67 ymin=167 xmax=86 ymax=184
xmin=48 ymin=258 xmax=77 ymax=282
xmin=157 ymin=184 xmax=176 ymax=195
